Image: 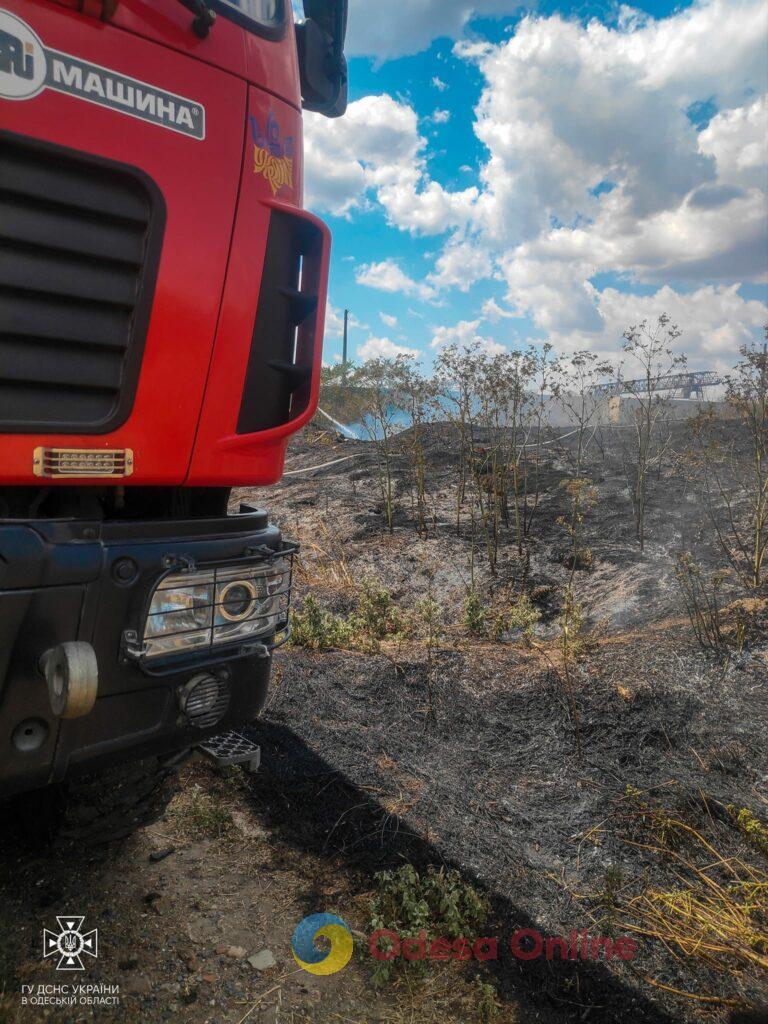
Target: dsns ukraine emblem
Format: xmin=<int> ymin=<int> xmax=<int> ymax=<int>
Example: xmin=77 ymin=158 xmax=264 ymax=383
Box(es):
xmin=291 ymin=913 xmax=353 ymax=976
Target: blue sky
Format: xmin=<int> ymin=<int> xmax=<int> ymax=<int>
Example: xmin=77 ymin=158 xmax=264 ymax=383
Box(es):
xmin=300 ymin=0 xmax=768 ymax=374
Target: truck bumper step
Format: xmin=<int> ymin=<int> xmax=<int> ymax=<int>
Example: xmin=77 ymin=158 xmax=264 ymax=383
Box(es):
xmin=198 ymin=730 xmax=261 ymax=771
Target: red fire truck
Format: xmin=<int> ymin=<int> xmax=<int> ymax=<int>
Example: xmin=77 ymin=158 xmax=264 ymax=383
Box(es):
xmin=0 ymin=0 xmax=347 ymax=843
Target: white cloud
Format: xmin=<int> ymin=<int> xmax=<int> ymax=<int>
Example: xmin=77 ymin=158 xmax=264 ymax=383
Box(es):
xmin=432 ymin=76 xmax=448 ymax=92
xmin=545 ymin=284 xmax=768 ymax=371
xmin=346 ymin=0 xmax=523 ymax=61
xmin=380 ymin=312 xmax=399 ymax=328
xmin=464 ymin=0 xmax=767 ymax=245
xmin=357 ymin=260 xmax=437 ymax=301
xmin=312 ymin=0 xmax=767 ymax=366
xmin=698 ymin=96 xmax=768 ymax=192
xmin=430 ymin=109 xmax=452 ymax=125
xmin=438 ymin=0 xmax=768 ymax=358
xmin=303 ymin=95 xmax=414 ymax=217
xmin=304 ymin=94 xmax=478 ymax=234
xmin=482 ymin=297 xmax=516 ymax=322
xmin=430 ymin=319 xmax=506 ymax=355
xmin=357 ymin=336 xmax=420 ymax=361
xmin=428 ymin=238 xmax=492 ymax=291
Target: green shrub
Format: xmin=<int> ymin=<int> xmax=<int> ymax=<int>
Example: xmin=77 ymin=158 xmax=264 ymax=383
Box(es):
xmin=488 ymin=591 xmax=541 ymax=642
xmin=356 ymin=581 xmax=403 ymax=641
xmin=291 ymin=585 xmax=403 ymax=652
xmin=464 ymin=589 xmax=487 ymax=636
xmin=367 ymin=864 xmax=490 ymax=987
xmin=597 ymin=865 xmax=625 ymax=929
xmin=474 ymin=979 xmax=499 ymax=1023
xmin=557 ymin=591 xmax=597 ymax=660
xmin=410 ymin=597 xmax=445 ymax=646
xmin=565 ymin=545 xmax=594 ymax=571
xmin=290 ymin=595 xmax=356 ymax=650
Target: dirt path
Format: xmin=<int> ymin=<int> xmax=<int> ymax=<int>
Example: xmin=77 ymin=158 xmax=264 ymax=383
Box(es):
xmin=0 ymin=759 xmax=566 ymax=1024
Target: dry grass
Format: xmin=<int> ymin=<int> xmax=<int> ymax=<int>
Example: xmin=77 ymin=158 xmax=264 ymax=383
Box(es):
xmin=615 ymin=811 xmax=768 ymax=1006
xmin=569 ymin=791 xmax=768 ymax=1008
xmin=294 ymin=521 xmax=356 ymax=595
xmin=373 ymin=972 xmax=514 ymax=1024
xmin=623 ymin=869 xmax=767 ymax=972
xmin=165 ymin=783 xmax=236 ymax=840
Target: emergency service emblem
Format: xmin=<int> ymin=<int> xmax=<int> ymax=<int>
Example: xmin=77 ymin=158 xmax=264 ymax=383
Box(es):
xmin=0 ymin=8 xmax=205 ymax=139
xmin=43 ymin=917 xmax=99 ymax=972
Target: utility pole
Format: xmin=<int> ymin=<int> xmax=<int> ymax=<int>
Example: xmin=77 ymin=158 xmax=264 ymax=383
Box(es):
xmin=342 ymin=308 xmax=349 ymax=371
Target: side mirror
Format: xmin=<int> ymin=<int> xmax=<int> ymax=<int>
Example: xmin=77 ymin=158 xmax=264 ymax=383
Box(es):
xmin=296 ymin=0 xmax=348 ymax=118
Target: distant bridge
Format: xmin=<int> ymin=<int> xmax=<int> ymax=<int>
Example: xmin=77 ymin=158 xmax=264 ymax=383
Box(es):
xmin=589 ymin=370 xmax=729 ymax=400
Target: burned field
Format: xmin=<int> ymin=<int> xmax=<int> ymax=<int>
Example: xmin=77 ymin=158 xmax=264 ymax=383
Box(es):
xmin=239 ymin=416 xmax=768 ymax=1024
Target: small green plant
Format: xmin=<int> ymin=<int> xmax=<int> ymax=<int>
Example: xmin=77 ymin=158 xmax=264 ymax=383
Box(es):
xmin=676 ymin=555 xmax=737 ymax=655
xmin=675 ymin=555 xmax=764 ymax=655
xmin=621 ymin=791 xmax=688 ymax=852
xmin=219 ymin=764 xmax=247 ymax=793
xmin=728 ymin=806 xmax=768 ymax=857
xmin=356 ymin=581 xmax=403 ymax=641
xmin=291 ymin=586 xmax=404 ymax=652
xmin=557 ymin=477 xmax=598 ymax=574
xmin=474 ymin=978 xmax=499 ymax=1023
xmin=566 ymin=545 xmax=594 ymax=571
xmin=290 ymin=594 xmax=356 ymax=650
xmin=367 ymin=864 xmax=490 ymax=987
xmin=464 ymin=589 xmax=487 ymax=636
xmin=556 ymin=590 xmax=597 ymax=660
xmin=488 ymin=590 xmax=540 ymax=642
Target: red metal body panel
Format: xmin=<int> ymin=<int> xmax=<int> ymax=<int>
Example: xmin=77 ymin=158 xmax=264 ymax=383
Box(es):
xmin=110 ymin=1 xmax=249 ymax=86
xmin=0 ymin=0 xmax=327 ymax=488
xmin=243 ymin=15 xmax=301 ymax=112
xmin=188 ymin=87 xmax=330 ymax=486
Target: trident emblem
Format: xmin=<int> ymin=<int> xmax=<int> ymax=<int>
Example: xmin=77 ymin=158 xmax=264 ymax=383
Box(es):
xmin=43 ymin=917 xmax=98 ymax=971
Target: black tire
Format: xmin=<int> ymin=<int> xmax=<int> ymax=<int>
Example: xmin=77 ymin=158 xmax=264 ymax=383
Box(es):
xmin=9 ymin=751 xmax=189 ymax=849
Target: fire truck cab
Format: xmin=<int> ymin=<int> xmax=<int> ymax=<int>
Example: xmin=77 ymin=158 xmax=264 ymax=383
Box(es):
xmin=0 ymin=0 xmax=347 ymax=843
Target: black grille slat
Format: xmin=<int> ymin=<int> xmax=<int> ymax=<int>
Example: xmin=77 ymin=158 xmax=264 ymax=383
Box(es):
xmin=0 ymin=339 xmax=124 ymax=391
xmin=0 ymin=382 xmax=119 ymax=426
xmin=0 ymin=196 xmax=146 ymax=265
xmin=0 ymin=149 xmax=150 ymax=223
xmin=0 ymin=133 xmax=165 ymax=434
xmin=0 ymin=247 xmax=140 ymax=307
xmin=0 ymin=294 xmax=131 ymax=350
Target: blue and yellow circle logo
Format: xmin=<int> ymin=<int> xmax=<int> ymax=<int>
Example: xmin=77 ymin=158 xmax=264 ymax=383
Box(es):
xmin=291 ymin=913 xmax=353 ymax=976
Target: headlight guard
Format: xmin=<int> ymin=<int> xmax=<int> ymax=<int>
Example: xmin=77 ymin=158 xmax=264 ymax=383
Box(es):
xmin=123 ymin=544 xmax=296 ymax=668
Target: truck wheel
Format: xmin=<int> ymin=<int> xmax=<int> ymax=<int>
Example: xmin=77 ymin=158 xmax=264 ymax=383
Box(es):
xmin=10 ymin=751 xmax=189 ymax=849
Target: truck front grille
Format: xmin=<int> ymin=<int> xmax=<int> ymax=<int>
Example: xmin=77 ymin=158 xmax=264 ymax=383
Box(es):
xmin=0 ymin=132 xmax=164 ymax=434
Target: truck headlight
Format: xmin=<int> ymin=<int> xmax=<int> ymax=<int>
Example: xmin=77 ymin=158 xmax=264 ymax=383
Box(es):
xmin=141 ymin=555 xmax=292 ymax=660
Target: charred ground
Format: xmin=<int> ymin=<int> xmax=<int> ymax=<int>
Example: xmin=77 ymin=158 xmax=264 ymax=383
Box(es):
xmin=240 ymin=418 xmax=767 ymax=1023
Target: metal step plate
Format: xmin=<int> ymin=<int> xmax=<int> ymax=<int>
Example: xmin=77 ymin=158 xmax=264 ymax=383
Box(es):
xmin=198 ymin=730 xmax=261 ymax=771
